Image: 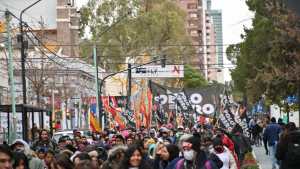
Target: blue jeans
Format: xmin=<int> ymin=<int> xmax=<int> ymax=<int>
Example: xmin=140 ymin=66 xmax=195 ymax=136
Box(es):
xmin=269 ymin=143 xmax=277 ymax=169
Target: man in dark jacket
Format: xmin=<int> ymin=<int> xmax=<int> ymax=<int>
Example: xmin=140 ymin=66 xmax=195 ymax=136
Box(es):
xmin=231 ymin=125 xmax=252 ymax=162
xmin=263 ymin=117 xmax=281 ymax=169
xmin=276 ymin=122 xmax=299 ymax=169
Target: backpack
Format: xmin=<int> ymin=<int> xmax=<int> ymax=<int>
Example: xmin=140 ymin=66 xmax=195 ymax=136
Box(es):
xmin=285 ymin=130 xmax=300 ymax=166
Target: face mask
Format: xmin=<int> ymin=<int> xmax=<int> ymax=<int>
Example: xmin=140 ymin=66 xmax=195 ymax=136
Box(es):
xmin=183 ymin=150 xmax=195 ymax=161
xmin=15 ymin=147 xmax=25 ymax=153
xmin=215 ymin=146 xmax=224 ymax=153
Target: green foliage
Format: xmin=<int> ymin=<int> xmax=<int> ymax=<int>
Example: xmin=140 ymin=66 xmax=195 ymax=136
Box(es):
xmin=183 ymin=65 xmax=208 ymax=88
xmin=80 ymin=0 xmax=195 ymax=71
xmin=229 ymin=0 xmax=300 ymax=104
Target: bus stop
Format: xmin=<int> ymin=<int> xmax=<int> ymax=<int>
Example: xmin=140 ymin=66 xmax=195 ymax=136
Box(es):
xmin=0 ymin=104 xmax=52 ymax=142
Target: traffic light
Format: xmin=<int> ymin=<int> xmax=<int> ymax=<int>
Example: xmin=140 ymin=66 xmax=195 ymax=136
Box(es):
xmin=161 ymin=55 xmax=166 ymax=68
xmin=0 ymin=21 xmax=5 ymax=33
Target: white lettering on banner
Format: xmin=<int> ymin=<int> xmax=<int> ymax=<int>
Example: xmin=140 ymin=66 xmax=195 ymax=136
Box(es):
xmin=154 ymin=92 xmax=215 ymax=115
xmin=219 ymin=114 xmax=232 ymax=131
xmin=234 ymin=114 xmax=250 ymax=137
xmin=192 ymin=105 xmax=202 ymax=114
xmin=202 ymin=104 xmax=215 ymax=115
xmin=190 ymin=93 xmax=203 ymax=104
xmin=177 ymin=92 xmax=189 ymax=110
xmin=154 ymin=95 xmax=168 ymax=104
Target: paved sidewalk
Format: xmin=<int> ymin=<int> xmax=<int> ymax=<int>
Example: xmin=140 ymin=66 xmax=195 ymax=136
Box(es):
xmin=252 ymin=146 xmax=273 ymax=169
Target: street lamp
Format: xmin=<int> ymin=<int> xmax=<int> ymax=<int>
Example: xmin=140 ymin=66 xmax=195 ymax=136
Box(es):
xmin=19 ymin=0 xmax=42 ymax=141
xmin=98 ymin=57 xmax=167 ymax=129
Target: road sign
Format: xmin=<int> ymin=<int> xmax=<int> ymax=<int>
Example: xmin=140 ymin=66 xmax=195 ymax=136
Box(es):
xmin=132 ymin=65 xmax=184 ymax=78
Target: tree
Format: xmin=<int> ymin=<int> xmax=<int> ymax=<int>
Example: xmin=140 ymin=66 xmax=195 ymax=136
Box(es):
xmin=183 ymin=65 xmax=208 ymax=89
xmin=24 ymin=22 xmax=56 ymax=107
xmin=80 ymin=0 xmax=195 ymax=71
xmin=229 ymin=0 xmax=300 ymax=104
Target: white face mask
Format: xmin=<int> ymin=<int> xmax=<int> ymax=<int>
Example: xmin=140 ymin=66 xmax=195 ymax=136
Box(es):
xmin=15 ymin=147 xmax=25 ymax=153
xmin=183 ymin=150 xmax=195 ymax=161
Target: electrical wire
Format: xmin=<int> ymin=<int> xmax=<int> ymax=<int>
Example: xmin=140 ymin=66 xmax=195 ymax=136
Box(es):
xmin=0 ymin=58 xmax=236 ymax=66
xmin=26 ymin=43 xmax=236 ymax=47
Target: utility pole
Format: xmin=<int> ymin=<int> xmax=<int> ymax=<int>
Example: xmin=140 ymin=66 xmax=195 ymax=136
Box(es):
xmin=5 ymin=10 xmax=17 ymax=144
xmin=127 ymin=63 xmax=132 ymax=110
xmin=93 ymin=45 xmax=102 ymax=131
xmin=19 ymin=0 xmax=42 ymax=141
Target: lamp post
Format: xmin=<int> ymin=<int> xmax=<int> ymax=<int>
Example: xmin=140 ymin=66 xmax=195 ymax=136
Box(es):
xmin=19 ymin=0 xmax=42 ymax=141
xmin=98 ymin=57 xmax=166 ymax=129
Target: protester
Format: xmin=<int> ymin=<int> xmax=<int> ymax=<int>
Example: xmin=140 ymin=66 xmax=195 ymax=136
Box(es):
xmin=0 ymin=145 xmax=13 ymax=169
xmin=0 ymin=105 xmax=261 ymax=169
xmin=231 ymin=125 xmax=252 ymax=162
xmin=175 ymin=134 xmax=219 ymax=169
xmin=54 ymin=153 xmax=74 ymax=169
xmin=118 ymin=144 xmax=152 ymax=169
xmin=32 ymin=129 xmax=57 ymax=152
xmin=101 ymin=145 xmax=127 ymax=169
xmin=12 ymin=152 xmax=29 ymax=169
xmin=211 ymin=137 xmax=237 ymax=169
xmin=154 ymin=144 xmax=180 ymax=169
xmin=11 ymin=139 xmax=44 ymax=169
xmin=263 ymin=117 xmax=282 ymax=169
xmin=44 ymin=150 xmax=54 ymax=169
xmin=276 ymin=122 xmax=299 ymax=169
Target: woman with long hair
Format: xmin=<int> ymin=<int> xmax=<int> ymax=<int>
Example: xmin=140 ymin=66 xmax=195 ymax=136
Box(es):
xmin=13 ymin=152 xmax=29 ymax=169
xmin=119 ymin=144 xmax=153 ymax=169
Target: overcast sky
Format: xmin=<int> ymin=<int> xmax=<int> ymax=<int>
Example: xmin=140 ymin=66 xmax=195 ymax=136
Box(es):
xmin=211 ymin=0 xmax=254 ymax=81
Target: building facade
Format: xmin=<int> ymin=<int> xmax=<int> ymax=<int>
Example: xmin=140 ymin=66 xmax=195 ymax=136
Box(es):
xmin=207 ymin=0 xmax=223 ymax=66
xmin=0 ymin=0 xmax=103 ymax=130
xmin=204 ymin=13 xmax=218 ymax=82
xmin=176 ymin=0 xmax=205 ymax=73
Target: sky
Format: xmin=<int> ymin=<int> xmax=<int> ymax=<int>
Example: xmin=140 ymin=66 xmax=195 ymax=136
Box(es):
xmin=211 ymin=0 xmax=254 ymax=82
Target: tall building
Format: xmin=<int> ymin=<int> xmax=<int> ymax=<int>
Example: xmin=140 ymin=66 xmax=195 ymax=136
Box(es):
xmin=204 ymin=13 xmax=218 ymax=82
xmin=176 ymin=0 xmax=205 ymax=73
xmin=207 ymin=0 xmax=223 ymax=66
xmin=204 ymin=0 xmax=224 ymax=83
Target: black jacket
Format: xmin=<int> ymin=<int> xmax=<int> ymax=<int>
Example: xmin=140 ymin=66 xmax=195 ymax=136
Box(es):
xmin=276 ymin=130 xmax=300 ymax=169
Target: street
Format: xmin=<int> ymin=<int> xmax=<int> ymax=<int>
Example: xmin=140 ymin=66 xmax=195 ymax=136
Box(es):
xmin=253 ymin=146 xmax=273 ymax=169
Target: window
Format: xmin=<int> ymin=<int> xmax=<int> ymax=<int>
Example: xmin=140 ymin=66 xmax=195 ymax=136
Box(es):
xmin=207 ymin=58 xmax=210 ymax=62
xmin=189 ymin=21 xmax=195 ymax=27
xmin=187 ymin=3 xmax=197 ymax=9
xmin=190 ymin=30 xmax=198 ymax=36
xmin=189 ymin=12 xmax=198 ymax=18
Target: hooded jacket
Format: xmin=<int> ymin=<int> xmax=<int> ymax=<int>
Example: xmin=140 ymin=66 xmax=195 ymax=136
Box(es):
xmin=101 ymin=145 xmax=127 ymax=169
xmin=12 ymin=139 xmax=44 ymax=169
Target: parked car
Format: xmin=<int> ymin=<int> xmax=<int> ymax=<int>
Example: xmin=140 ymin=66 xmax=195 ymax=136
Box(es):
xmin=52 ymin=129 xmax=92 ymax=143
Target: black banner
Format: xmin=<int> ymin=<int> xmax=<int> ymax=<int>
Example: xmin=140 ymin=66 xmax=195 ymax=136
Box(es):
xmin=149 ymin=81 xmax=224 ymax=117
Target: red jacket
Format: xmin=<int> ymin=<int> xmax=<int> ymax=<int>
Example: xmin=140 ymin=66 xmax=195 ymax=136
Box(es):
xmin=222 ymin=134 xmax=240 ymax=169
xmin=222 ymin=134 xmax=235 ymax=152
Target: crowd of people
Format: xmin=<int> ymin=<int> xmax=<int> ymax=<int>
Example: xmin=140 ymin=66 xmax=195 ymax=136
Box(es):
xmin=249 ymin=116 xmax=300 ymax=169
xmin=0 ymin=122 xmax=254 ymax=169
xmin=0 ymin=115 xmax=299 ymax=169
